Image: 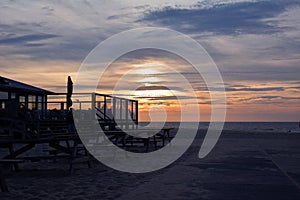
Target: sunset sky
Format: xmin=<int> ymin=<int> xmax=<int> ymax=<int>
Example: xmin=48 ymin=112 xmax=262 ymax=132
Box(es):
xmin=0 ymin=0 xmax=299 ymax=122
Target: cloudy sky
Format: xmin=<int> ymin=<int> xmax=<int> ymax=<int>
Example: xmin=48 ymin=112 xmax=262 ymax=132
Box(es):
xmin=0 ymin=0 xmax=299 ymax=121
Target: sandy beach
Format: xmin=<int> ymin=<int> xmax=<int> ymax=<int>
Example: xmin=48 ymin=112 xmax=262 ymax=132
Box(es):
xmin=1 ymin=129 xmax=300 ymax=200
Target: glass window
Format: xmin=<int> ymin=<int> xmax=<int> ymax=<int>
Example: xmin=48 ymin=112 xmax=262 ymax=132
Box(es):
xmin=38 ymin=96 xmax=43 ymax=102
xmin=19 ymin=96 xmax=26 ymax=108
xmin=11 ymin=93 xmax=16 ymax=99
xmin=0 ymin=92 xmax=8 ymax=100
xmin=28 ymin=95 xmax=36 ymax=110
xmin=37 ymin=96 xmax=43 ymax=110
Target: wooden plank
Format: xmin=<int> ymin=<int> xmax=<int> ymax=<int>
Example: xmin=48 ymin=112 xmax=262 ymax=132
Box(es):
xmin=49 ymin=142 xmax=71 ymax=154
xmin=0 ymin=159 xmax=24 ymax=163
xmin=4 ymin=143 xmax=35 ymax=159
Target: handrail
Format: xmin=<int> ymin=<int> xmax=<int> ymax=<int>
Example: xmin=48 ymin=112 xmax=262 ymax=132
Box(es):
xmin=48 ymin=92 xmax=138 ymax=103
xmin=95 ymin=107 xmax=113 ymax=121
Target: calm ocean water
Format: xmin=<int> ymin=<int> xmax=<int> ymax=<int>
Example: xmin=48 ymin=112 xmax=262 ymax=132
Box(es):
xmin=139 ymin=122 xmax=300 ymax=133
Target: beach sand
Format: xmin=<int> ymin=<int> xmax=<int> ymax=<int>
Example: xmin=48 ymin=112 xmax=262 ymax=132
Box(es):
xmin=1 ymin=130 xmax=300 ymax=200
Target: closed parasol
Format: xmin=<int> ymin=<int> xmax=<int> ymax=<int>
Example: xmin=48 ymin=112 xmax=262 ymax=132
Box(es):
xmin=67 ymin=76 xmax=73 ymax=109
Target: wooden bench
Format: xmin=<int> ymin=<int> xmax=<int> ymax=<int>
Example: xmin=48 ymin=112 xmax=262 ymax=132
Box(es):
xmin=0 ymin=119 xmax=92 ymax=173
xmin=156 ymin=128 xmax=174 ymax=146
xmin=101 ymin=128 xmax=174 ymax=152
xmin=38 ymin=120 xmax=92 ymax=173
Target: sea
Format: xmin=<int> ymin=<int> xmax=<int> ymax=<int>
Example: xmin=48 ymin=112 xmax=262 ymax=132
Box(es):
xmin=139 ymin=122 xmax=300 ymax=134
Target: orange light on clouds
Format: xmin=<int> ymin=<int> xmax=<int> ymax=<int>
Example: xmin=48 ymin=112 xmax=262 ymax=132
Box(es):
xmin=1 ymin=48 xmax=299 ymax=122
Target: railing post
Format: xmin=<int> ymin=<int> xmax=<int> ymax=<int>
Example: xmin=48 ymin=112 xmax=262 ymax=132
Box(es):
xmin=91 ymin=93 xmax=96 ymax=119
xmin=112 ymin=97 xmax=116 ymax=118
xmin=131 ymin=101 xmax=134 ymax=120
xmin=120 ymin=99 xmax=123 ymax=129
xmin=60 ymin=102 xmax=64 ymax=110
xmin=44 ymin=95 xmax=47 ymax=119
xmin=104 ymin=95 xmax=106 ymax=120
xmin=125 ymin=100 xmax=128 ymax=129
xmin=135 ymin=101 xmax=138 ymax=127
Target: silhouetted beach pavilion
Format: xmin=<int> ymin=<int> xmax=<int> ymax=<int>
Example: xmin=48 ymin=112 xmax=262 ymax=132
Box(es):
xmin=0 ymin=76 xmax=138 ymax=126
xmin=0 ymin=76 xmax=53 ymax=119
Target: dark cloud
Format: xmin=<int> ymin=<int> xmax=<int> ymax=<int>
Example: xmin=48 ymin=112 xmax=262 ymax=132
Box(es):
xmin=133 ymin=5 xmax=150 ymax=10
xmin=136 ymin=85 xmax=182 ymax=91
xmin=221 ymin=69 xmax=300 ymax=82
xmin=107 ymin=14 xmax=130 ymax=20
xmin=259 ymin=95 xmax=281 ymax=99
xmin=135 ymin=95 xmax=176 ymax=100
xmin=232 ymin=95 xmax=299 ymax=105
xmin=0 ymin=34 xmax=100 ymax=61
xmin=42 ymin=6 xmax=54 ymax=12
xmin=195 ymin=85 xmax=285 ymax=92
xmin=140 ymin=0 xmax=300 ymax=35
xmin=135 ymin=95 xmax=192 ymax=101
xmin=281 ymin=96 xmax=300 ymax=100
xmin=289 ymin=87 xmax=300 ymax=90
xmin=115 ymin=48 xmax=190 ymax=64
xmin=0 ymin=24 xmax=12 ymax=30
xmin=226 ymin=87 xmax=285 ymax=92
xmin=24 ymin=43 xmax=46 ymax=47
xmin=0 ymin=33 xmax=58 ymax=45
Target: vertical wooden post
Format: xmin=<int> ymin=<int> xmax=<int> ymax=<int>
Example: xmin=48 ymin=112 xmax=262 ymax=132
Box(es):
xmin=91 ymin=93 xmax=96 ymax=111
xmin=35 ymin=95 xmax=38 ymax=111
xmin=25 ymin=95 xmax=28 ymax=110
xmin=60 ymin=102 xmax=64 ymax=110
xmin=104 ymin=95 xmax=106 ymax=120
xmin=131 ymin=101 xmax=134 ymax=120
xmin=113 ymin=97 xmax=116 ymax=119
xmin=44 ymin=95 xmax=47 ymax=119
xmin=125 ymin=100 xmax=128 ymax=130
xmin=135 ymin=101 xmax=138 ymax=127
xmin=91 ymin=93 xmax=96 ymax=119
xmin=120 ymin=99 xmax=123 ymax=129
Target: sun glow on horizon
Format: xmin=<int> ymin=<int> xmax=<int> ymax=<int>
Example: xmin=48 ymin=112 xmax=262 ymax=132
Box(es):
xmin=134 ymin=89 xmax=174 ymax=98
